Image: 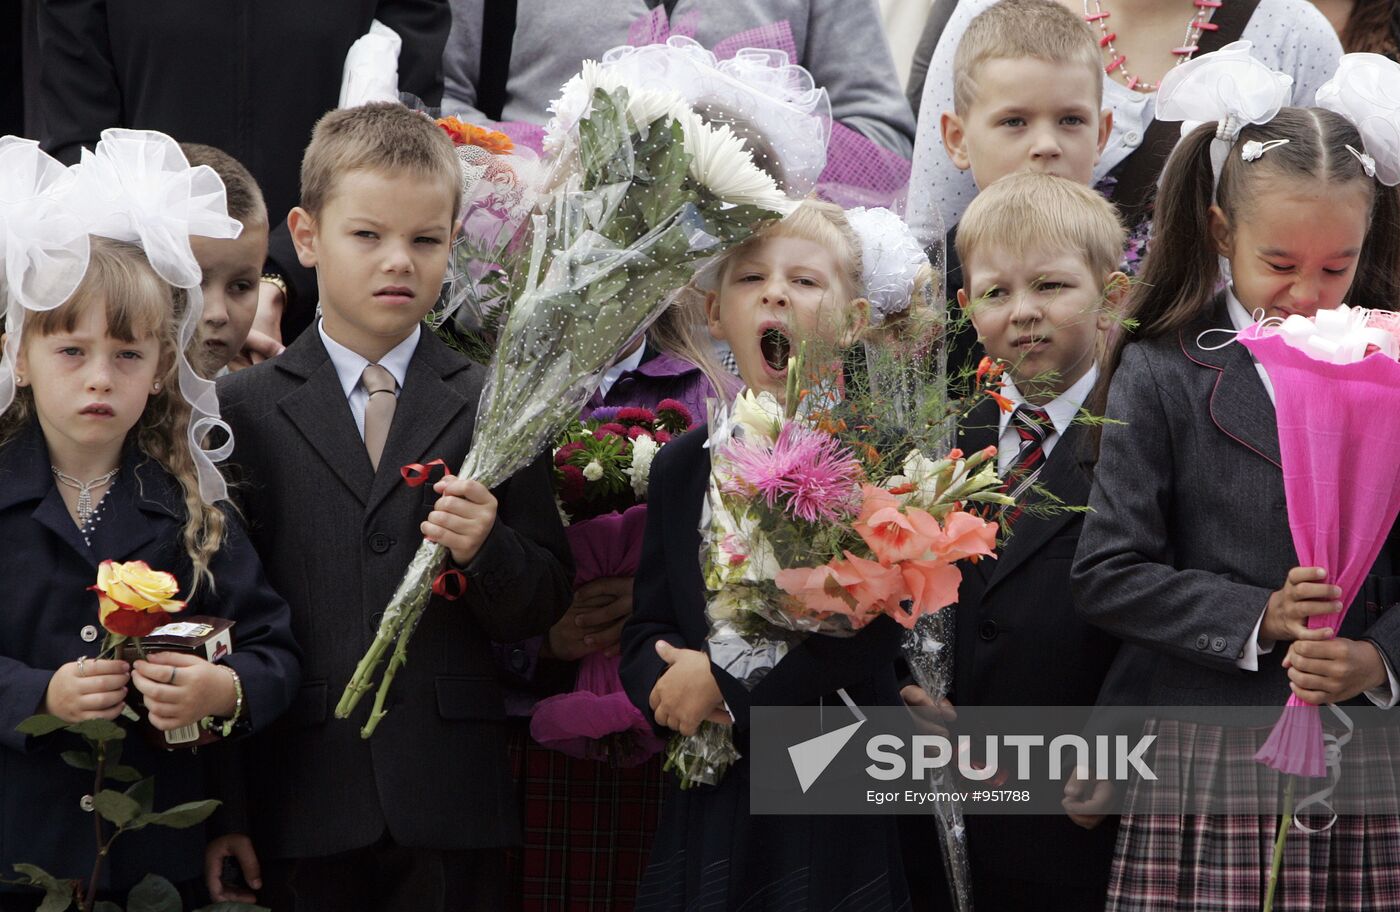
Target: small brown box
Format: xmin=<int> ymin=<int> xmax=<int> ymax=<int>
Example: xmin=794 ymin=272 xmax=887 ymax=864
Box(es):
xmin=120 ymin=616 xmax=235 ymax=749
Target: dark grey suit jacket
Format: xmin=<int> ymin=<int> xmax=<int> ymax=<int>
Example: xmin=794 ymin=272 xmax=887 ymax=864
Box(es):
xmin=214 ymin=327 xmax=572 ymax=859
xmin=1072 ymin=300 xmax=1400 ymax=707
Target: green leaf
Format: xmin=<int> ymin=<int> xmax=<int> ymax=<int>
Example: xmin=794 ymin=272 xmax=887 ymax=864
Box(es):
xmin=16 ymin=714 xmax=69 ymax=737
xmin=138 ymin=799 xmax=221 ymax=830
xmin=126 ymin=777 xmax=156 ymax=814
xmin=105 ymin=764 xmax=143 ymax=784
xmin=37 ymin=891 xmax=77 ymax=912
xmin=60 ymin=749 xmax=96 ymax=772
xmin=67 ymin=719 xmax=127 ymax=742
xmin=93 ymin=788 xmax=142 ymax=826
xmin=10 ymin=865 xmax=76 ymax=912
xmin=125 ymin=874 xmax=180 ymax=912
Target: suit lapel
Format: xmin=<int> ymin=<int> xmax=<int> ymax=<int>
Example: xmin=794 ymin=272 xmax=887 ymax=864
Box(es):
xmin=276 ymin=332 xmax=375 ymax=505
xmin=1180 ymin=300 xmax=1282 ymax=468
xmin=983 ymin=421 xmax=1092 ymax=592
xmin=956 ymin=398 xmax=1003 ymax=583
xmin=366 ymin=332 xmax=474 ymax=515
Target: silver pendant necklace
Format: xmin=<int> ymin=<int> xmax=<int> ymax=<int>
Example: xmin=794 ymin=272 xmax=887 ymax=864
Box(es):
xmin=51 ymin=466 xmax=119 ymax=529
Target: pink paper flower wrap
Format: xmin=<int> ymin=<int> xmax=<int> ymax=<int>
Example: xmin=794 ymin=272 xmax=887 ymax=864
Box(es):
xmin=1240 ymin=326 xmax=1400 ymax=777
xmin=530 ymin=504 xmax=665 ymax=765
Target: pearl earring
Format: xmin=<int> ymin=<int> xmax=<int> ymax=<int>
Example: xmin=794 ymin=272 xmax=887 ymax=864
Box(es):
xmin=152 ymin=381 xmax=162 ymax=393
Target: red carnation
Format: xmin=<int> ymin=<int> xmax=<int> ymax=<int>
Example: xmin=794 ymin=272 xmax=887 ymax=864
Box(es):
xmin=554 ymin=441 xmax=585 ymax=466
xmin=615 ymin=407 xmax=656 ymax=428
xmin=556 ymin=464 xmax=586 ymax=502
xmin=627 ymin=426 xmax=651 ymax=441
xmin=595 ymin=422 xmax=627 ymax=438
xmin=655 ymin=399 xmax=694 ymax=432
xmin=655 ymin=430 xmax=672 ymax=444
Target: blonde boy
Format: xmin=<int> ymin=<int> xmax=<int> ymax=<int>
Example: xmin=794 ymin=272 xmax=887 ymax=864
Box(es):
xmin=209 ymin=103 xmax=572 ymax=911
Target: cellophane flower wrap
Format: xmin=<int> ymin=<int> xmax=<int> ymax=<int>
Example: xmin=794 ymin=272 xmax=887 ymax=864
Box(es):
xmin=530 ymin=401 xmax=695 ymax=765
xmin=1244 ymin=307 xmax=1400 ymax=778
xmin=336 ymin=75 xmax=790 ymax=736
xmin=666 ymin=340 xmax=1014 ymax=790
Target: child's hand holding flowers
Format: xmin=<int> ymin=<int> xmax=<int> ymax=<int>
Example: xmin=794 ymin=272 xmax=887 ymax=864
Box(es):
xmin=42 ymin=658 xmax=131 ymax=724
xmin=649 ymin=641 xmax=731 ymax=736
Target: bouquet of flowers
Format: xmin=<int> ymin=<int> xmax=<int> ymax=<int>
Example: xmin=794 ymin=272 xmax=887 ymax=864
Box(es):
xmin=667 ymin=344 xmax=1014 ymax=788
xmin=530 ymin=400 xmax=695 ymax=765
xmin=336 ymin=65 xmax=797 ymax=736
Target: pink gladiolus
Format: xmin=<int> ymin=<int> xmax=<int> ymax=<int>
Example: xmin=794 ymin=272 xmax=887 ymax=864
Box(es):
xmin=775 ymin=563 xmax=860 ymax=617
xmin=933 ymin=511 xmax=999 ymax=562
xmin=898 ymin=559 xmax=964 ymax=626
xmin=854 ymin=488 xmax=944 ymax=564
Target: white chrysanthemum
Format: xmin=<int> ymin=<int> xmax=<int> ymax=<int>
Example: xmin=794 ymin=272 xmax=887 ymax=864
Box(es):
xmin=626 ymin=434 xmax=660 ymax=497
xmin=732 ymin=389 xmax=784 ymax=442
xmin=544 ymin=61 xmax=690 ymax=155
xmin=582 ymin=460 xmax=604 ymax=482
xmin=678 ymin=108 xmax=786 ymax=211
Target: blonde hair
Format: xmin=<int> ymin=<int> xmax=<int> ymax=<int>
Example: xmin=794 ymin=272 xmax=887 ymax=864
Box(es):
xmin=953 ymin=0 xmax=1103 ymax=116
xmin=956 ymin=171 xmax=1125 ymax=285
xmin=0 ymin=237 xmax=226 ymax=592
xmin=300 ymin=102 xmax=462 ymax=218
xmin=717 ymin=199 xmax=863 ymax=301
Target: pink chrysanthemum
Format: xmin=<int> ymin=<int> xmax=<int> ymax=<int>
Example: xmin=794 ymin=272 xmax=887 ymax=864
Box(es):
xmin=721 ymin=423 xmax=862 ymax=523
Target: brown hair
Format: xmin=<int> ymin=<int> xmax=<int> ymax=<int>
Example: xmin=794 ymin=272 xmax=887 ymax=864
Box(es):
xmin=300 ymin=102 xmax=462 ymax=218
xmin=1093 ymin=106 xmax=1400 ymax=428
xmin=1340 ymin=1 xmax=1400 ymax=57
xmin=0 ymin=238 xmax=227 ymax=592
xmin=957 ymin=171 xmax=1126 ymax=285
xmin=180 ymin=142 xmax=267 ymax=225
xmin=953 ymin=0 xmax=1103 ymax=116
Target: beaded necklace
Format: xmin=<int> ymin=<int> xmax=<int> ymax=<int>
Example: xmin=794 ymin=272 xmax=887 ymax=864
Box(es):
xmin=51 ymin=467 xmax=118 ymax=546
xmin=1083 ymin=0 xmax=1223 ymax=93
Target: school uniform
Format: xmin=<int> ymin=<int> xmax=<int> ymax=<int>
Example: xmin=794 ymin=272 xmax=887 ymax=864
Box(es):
xmin=919 ymin=372 xmax=1118 ymax=911
xmin=620 ymin=425 xmax=911 ymax=912
xmin=214 ymin=323 xmax=572 ymax=912
xmin=1071 ymin=295 xmax=1400 ymax=909
xmin=0 ymin=419 xmax=299 ymax=897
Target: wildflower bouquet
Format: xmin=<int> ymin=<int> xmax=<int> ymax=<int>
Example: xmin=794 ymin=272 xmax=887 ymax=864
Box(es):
xmin=666 ymin=346 xmax=1014 ymax=788
xmin=337 ymin=68 xmax=795 ymax=735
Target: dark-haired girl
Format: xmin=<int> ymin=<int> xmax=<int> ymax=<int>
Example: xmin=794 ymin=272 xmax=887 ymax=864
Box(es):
xmin=1073 ymin=100 xmax=1400 ymax=910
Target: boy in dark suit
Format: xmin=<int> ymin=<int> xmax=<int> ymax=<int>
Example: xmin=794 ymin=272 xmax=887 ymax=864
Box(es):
xmin=903 ymin=172 xmax=1126 ymax=912
xmin=206 ymin=102 xmax=572 ymax=911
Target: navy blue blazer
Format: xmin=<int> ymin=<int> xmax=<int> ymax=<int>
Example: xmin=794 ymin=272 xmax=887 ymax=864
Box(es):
xmin=620 ymin=425 xmax=910 ymax=911
xmin=1073 ymin=300 xmax=1400 ymax=707
xmin=0 ymin=420 xmax=300 ymax=893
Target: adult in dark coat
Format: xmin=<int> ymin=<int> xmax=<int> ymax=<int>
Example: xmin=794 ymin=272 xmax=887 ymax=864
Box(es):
xmin=620 ymin=425 xmax=911 ymax=912
xmin=213 ymin=326 xmax=573 ymax=911
xmin=36 ymin=0 xmax=451 ymax=343
xmin=0 ymin=420 xmax=300 ymax=900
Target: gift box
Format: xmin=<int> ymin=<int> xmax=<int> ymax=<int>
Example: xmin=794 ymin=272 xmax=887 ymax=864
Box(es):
xmin=120 ymin=616 xmax=235 ymax=749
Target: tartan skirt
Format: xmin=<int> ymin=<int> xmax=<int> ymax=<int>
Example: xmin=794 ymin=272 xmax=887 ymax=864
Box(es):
xmin=505 ymin=720 xmax=666 ymax=912
xmin=1107 ymin=718 xmax=1400 ymax=912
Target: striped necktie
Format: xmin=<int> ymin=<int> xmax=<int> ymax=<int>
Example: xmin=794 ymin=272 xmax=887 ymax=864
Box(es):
xmin=1003 ymin=404 xmax=1052 ymax=523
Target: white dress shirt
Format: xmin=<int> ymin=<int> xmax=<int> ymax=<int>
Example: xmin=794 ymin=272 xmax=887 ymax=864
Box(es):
xmin=1223 ymin=295 xmax=1397 ymax=706
xmin=994 ymin=365 xmax=1098 ymax=477
xmin=318 ymin=321 xmax=421 ymax=440
xmin=598 ymin=342 xmax=646 ymax=400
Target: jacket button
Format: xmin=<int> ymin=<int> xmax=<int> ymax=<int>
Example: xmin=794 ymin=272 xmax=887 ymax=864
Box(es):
xmin=80 ymin=795 xmax=95 ymax=813
xmin=978 ymin=620 xmax=998 ymax=641
xmin=1211 ymin=636 xmax=1227 ymax=653
xmin=80 ymin=625 xmax=99 ymax=643
xmin=369 ymin=532 xmax=393 ymax=553
xmin=1196 ymin=634 xmax=1210 ymax=650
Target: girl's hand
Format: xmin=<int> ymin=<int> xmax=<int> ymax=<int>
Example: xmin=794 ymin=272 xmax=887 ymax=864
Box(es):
xmin=423 ymin=475 xmax=498 ymax=567
xmin=1062 ymin=766 xmax=1115 ymax=830
xmin=132 ymin=653 xmax=237 ymax=730
xmin=900 ymin=684 xmax=956 ymax=739
xmin=1283 ymin=637 xmax=1388 ymax=704
xmin=43 ymin=659 xmax=131 ymax=723
xmin=649 ymin=641 xmax=730 ymax=735
xmin=1261 ymin=567 xmax=1341 ymax=643
xmin=544 ymin=576 xmax=634 ymax=661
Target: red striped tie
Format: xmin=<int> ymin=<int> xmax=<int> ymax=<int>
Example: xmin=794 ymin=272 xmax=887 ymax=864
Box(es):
xmin=1002 ymin=404 xmax=1052 ymax=524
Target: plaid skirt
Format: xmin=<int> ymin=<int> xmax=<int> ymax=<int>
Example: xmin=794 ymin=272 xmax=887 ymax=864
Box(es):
xmin=1107 ymin=718 xmax=1400 ymax=912
xmin=505 ymin=720 xmax=665 ymax=912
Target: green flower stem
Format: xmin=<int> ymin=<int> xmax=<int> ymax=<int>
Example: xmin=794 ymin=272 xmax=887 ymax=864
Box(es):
xmin=1263 ymin=776 xmax=1295 ymax=912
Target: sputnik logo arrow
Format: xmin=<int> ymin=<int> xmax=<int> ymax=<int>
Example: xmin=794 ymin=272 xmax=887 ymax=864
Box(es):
xmin=788 ymin=719 xmax=865 ymax=793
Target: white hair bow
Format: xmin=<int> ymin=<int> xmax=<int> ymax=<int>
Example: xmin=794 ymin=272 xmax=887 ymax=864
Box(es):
xmin=0 ymin=137 xmax=91 ymax=417
xmin=1316 ymin=53 xmax=1400 ymax=187
xmin=67 ymin=129 xmax=245 ymax=505
xmin=1155 ymin=41 xmax=1294 ymax=189
xmin=846 ymin=207 xmax=927 ymax=326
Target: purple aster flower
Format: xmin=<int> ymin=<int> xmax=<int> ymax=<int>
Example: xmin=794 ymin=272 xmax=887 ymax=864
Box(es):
xmin=720 ymin=423 xmax=862 ymax=523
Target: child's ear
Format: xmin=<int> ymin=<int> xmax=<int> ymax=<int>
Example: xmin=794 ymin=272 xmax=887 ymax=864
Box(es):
xmin=1096 ymin=109 xmax=1114 ymax=161
xmin=839 ymin=298 xmax=871 ymax=348
xmin=957 ymin=287 xmax=985 ymax=339
xmin=1098 ymin=271 xmax=1130 ymax=332
xmin=940 ymin=111 xmax=972 ymax=173
xmin=287 ymin=207 xmax=319 ymax=268
xmin=704 ymin=289 xmax=725 ymax=342
xmin=1207 ymin=205 xmax=1233 ymax=259
xmin=6 ymin=335 xmax=26 ymax=385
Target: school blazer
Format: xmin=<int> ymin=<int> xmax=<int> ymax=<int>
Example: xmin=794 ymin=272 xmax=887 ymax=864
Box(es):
xmin=620 ymin=425 xmax=906 ymax=743
xmin=1072 ymin=300 xmax=1400 ymax=707
xmin=214 ymin=327 xmax=572 ymax=859
xmin=0 ymin=420 xmax=300 ymax=893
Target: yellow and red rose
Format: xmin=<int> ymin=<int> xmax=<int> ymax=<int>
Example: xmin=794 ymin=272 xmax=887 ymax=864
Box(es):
xmin=89 ymin=560 xmax=186 ymax=637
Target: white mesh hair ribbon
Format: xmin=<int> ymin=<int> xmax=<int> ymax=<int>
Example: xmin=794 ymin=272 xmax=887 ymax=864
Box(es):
xmin=1316 ymin=53 xmax=1400 ymax=187
xmin=0 ymin=137 xmax=91 ymax=417
xmin=67 ymin=129 xmax=244 ymax=505
xmin=846 ymin=207 xmax=927 ymax=326
xmin=1155 ymin=41 xmax=1294 ymax=191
